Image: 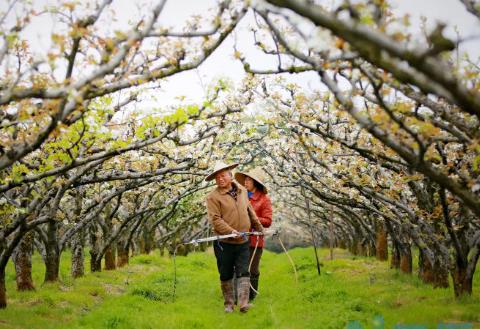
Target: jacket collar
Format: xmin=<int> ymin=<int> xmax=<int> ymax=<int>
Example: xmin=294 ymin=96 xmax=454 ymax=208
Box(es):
xmin=249 ymin=189 xmax=263 ymax=201
xmin=217 ymin=181 xmax=243 ymax=195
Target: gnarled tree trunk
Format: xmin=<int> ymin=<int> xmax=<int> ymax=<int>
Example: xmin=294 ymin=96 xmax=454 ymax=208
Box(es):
xmin=451 ymin=248 xmax=477 ymax=297
xmin=12 ymin=232 xmax=35 ymax=290
xmin=348 ymin=236 xmax=358 ymax=255
xmin=117 ymin=240 xmax=129 ymax=267
xmin=44 ymin=246 xmax=60 ymax=282
xmin=375 ymin=223 xmax=388 ymax=261
xmin=89 ymin=224 xmax=102 ymax=272
xmin=104 ymin=245 xmax=116 ymax=270
xmin=142 ymin=225 xmax=154 ymax=255
xmin=418 ymin=250 xmax=449 ymax=288
xmin=71 ymin=229 xmax=85 ymax=278
xmin=390 ymin=243 xmax=400 ymax=269
xmin=452 ymin=264 xmax=472 ymax=297
xmin=0 ymin=266 xmax=6 ymax=309
xmin=44 ymin=221 xmax=60 ymax=283
xmin=71 ymin=189 xmax=85 ymax=278
xmin=355 ymin=240 xmax=365 ymax=256
xmin=399 ymin=244 xmax=412 ymax=274
xmin=90 ymin=253 xmax=102 ymax=272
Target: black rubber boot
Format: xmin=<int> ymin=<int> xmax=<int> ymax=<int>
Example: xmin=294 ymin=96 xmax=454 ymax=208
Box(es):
xmin=249 ymin=275 xmax=259 ymax=301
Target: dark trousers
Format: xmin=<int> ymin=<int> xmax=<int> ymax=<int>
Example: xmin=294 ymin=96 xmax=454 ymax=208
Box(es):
xmin=249 ymin=246 xmax=263 ymax=300
xmin=214 ymin=241 xmax=250 ymax=281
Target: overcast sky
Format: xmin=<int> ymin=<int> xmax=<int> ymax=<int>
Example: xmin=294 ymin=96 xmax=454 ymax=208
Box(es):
xmin=146 ymin=0 xmax=480 ymax=108
xmin=4 ymin=0 xmax=480 ymax=111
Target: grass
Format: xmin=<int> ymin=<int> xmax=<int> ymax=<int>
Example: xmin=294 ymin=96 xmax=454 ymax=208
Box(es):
xmin=1 ymin=247 xmax=479 ymax=329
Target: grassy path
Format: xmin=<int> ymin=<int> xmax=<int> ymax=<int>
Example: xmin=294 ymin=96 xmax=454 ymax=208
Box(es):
xmin=1 ymin=248 xmax=479 ymax=329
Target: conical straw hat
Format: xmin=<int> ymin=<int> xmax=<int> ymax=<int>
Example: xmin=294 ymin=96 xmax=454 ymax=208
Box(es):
xmin=234 ymin=167 xmax=268 ymax=194
xmin=205 ymin=161 xmax=239 ymax=182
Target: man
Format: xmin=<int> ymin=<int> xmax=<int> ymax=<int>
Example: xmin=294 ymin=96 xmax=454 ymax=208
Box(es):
xmin=205 ymin=161 xmax=264 ymax=313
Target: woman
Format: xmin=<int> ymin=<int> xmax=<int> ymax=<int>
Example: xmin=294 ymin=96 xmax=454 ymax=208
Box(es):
xmin=235 ymin=167 xmax=272 ymax=301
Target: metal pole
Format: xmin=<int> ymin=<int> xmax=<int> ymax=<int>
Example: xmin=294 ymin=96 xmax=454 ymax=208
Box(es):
xmin=304 ymin=188 xmax=321 ymax=275
xmin=329 ymin=207 xmax=334 ymax=260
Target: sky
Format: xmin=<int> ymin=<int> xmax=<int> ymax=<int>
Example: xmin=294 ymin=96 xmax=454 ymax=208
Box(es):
xmin=3 ymin=0 xmax=480 ymax=112
xmin=139 ymin=0 xmax=480 ymax=109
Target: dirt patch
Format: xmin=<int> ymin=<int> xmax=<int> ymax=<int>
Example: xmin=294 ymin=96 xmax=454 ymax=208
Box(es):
xmin=103 ymin=283 xmax=126 ymax=296
xmin=334 ymin=269 xmax=366 ymax=275
xmin=59 ymin=285 xmax=73 ymax=292
xmin=323 ymin=249 xmax=352 ymax=260
xmin=24 ymin=298 xmax=43 ymax=307
xmin=58 ymin=301 xmax=70 ymax=308
xmin=392 ymin=298 xmax=404 ymax=308
xmin=125 ymin=264 xmax=159 ymax=274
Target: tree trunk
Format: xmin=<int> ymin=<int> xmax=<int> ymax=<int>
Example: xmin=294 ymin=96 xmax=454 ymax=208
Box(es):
xmin=90 ymin=252 xmax=102 ymax=272
xmin=71 ymin=190 xmax=85 ymax=278
xmin=143 ymin=226 xmax=154 ymax=255
xmin=117 ymin=241 xmax=129 ymax=267
xmin=418 ymin=250 xmax=434 ymax=283
xmin=452 ymin=262 xmax=473 ymax=297
xmin=418 ymin=250 xmax=448 ymax=288
xmin=44 ymin=221 xmax=60 ymax=283
xmin=12 ymin=232 xmax=35 ymax=291
xmin=366 ymin=240 xmax=375 ymax=257
xmin=375 ymin=223 xmax=388 ymax=261
xmin=349 ymin=237 xmax=358 ymax=255
xmin=390 ymin=243 xmax=400 ymax=269
xmin=433 ymin=259 xmax=449 ymax=288
xmin=44 ymin=247 xmax=60 ymax=282
xmin=139 ymin=238 xmax=146 ymax=254
xmin=71 ymin=230 xmax=85 ymax=278
xmin=104 ymin=245 xmax=116 ymax=270
xmin=399 ymin=245 xmax=412 ymax=274
xmin=89 ymin=224 xmax=102 ymax=272
xmin=355 ymin=240 xmax=365 ymax=256
xmin=0 ymin=266 xmax=6 ymax=309
xmin=144 ymin=238 xmax=153 ymax=254
xmin=130 ymin=240 xmax=136 ymax=256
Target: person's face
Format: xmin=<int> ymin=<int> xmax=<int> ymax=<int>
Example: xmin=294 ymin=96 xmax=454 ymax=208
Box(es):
xmin=244 ymin=176 xmax=256 ymax=192
xmin=215 ymin=169 xmax=232 ymax=189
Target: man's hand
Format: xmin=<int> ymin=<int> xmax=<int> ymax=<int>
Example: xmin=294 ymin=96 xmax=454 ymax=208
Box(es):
xmin=231 ymin=229 xmax=239 ymax=235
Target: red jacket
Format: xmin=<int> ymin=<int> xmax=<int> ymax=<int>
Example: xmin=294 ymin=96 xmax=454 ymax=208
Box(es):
xmin=249 ymin=190 xmax=272 ymax=248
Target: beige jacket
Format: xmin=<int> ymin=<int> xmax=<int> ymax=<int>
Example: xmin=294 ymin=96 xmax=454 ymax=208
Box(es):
xmin=206 ymin=182 xmax=263 ymax=244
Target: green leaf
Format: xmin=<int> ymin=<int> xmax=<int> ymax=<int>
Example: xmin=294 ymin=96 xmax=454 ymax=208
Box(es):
xmin=187 ymin=104 xmax=199 ymax=116
xmin=6 ymin=33 xmax=18 ymax=47
xmin=473 ymin=155 xmax=480 ymax=172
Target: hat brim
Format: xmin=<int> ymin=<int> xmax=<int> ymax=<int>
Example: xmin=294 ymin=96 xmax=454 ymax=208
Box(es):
xmin=205 ymin=163 xmax=239 ymax=182
xmin=234 ymin=172 xmax=268 ymax=194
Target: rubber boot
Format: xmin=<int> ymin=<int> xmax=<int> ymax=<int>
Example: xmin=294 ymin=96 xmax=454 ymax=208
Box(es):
xmin=249 ymin=275 xmax=259 ymax=301
xmin=220 ymin=279 xmax=234 ymax=313
xmin=237 ymin=277 xmax=252 ymax=313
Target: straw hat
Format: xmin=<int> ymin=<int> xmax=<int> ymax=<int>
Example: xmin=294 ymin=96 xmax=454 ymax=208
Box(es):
xmin=234 ymin=167 xmax=268 ymax=194
xmin=204 ymin=161 xmax=239 ymax=182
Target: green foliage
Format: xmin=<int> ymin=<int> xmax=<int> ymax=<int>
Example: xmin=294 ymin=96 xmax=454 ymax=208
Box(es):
xmin=10 ymin=163 xmax=30 ymax=182
xmin=473 ymin=145 xmax=480 ymax=172
xmin=163 ymin=108 xmax=189 ymax=125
